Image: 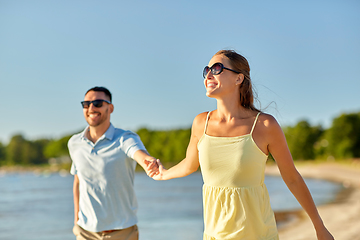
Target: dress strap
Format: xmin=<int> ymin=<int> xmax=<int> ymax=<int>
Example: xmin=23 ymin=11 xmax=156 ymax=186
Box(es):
xmin=250 ymin=112 xmax=261 ymax=135
xmin=204 ymin=111 xmax=211 ymax=135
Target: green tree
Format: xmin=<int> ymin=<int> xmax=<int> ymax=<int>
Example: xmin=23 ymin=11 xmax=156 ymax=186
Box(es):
xmin=284 ymin=120 xmax=323 ymax=160
xmin=136 ymin=128 xmax=152 ymax=147
xmin=137 ymin=127 xmax=191 ymax=164
xmin=325 ymin=112 xmax=360 ymax=159
xmin=0 ymin=141 xmax=6 ymax=165
xmin=44 ymin=134 xmax=72 ymax=159
xmin=6 ymin=134 xmax=26 ymax=165
xmin=31 ymin=139 xmax=51 ymax=164
xmin=5 ymin=134 xmax=49 ymax=165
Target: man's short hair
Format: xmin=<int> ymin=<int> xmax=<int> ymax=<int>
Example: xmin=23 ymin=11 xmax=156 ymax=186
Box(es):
xmin=85 ymin=86 xmax=112 ymax=102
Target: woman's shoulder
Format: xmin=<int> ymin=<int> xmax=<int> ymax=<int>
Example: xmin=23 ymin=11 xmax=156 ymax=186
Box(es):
xmin=191 ymin=111 xmax=210 ymax=136
xmin=193 ymin=111 xmax=209 ymax=127
xmin=257 ymin=112 xmax=282 ymax=133
xmin=194 ymin=111 xmax=209 ymax=122
xmin=258 ymin=112 xmax=277 ymax=124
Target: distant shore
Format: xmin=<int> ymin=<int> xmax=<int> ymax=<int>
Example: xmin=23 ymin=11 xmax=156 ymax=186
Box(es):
xmin=0 ymin=164 xmax=70 ymax=174
xmin=266 ymin=160 xmax=360 ymax=240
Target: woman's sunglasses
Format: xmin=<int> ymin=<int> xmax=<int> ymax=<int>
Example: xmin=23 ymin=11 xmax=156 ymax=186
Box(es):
xmin=81 ymin=99 xmax=111 ymax=108
xmin=203 ymin=62 xmax=240 ymax=78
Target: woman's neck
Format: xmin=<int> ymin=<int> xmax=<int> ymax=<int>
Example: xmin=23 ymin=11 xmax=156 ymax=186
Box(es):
xmin=216 ymin=98 xmax=252 ymax=121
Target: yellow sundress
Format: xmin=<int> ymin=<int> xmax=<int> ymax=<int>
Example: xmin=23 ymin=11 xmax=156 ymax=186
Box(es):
xmin=197 ymin=112 xmax=279 ymax=240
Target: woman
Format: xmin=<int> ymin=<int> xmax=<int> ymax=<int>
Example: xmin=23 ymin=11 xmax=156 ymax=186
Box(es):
xmin=153 ymin=50 xmax=334 ymax=240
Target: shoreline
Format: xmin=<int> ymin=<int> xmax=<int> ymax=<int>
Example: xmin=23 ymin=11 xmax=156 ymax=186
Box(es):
xmin=266 ymin=161 xmax=360 ymax=240
xmin=2 ymin=161 xmax=360 ymax=239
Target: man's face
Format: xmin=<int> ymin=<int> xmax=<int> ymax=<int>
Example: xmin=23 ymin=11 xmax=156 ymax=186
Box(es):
xmin=83 ymin=91 xmax=113 ymax=127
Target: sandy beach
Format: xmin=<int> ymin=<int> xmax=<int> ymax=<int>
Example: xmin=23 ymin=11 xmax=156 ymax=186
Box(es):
xmin=266 ymin=161 xmax=360 ymax=240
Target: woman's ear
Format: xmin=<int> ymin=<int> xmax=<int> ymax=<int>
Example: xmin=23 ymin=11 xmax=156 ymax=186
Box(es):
xmin=236 ymin=73 xmax=244 ymax=86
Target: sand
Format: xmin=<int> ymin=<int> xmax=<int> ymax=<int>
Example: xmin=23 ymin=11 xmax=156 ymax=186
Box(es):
xmin=266 ymin=161 xmax=360 ymax=240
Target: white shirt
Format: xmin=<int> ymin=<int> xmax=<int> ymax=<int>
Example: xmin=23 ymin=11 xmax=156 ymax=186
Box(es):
xmin=68 ymin=124 xmax=147 ymax=232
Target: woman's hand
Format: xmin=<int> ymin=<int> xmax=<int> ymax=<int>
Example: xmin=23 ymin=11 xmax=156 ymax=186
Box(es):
xmin=316 ymin=226 xmax=334 ymax=240
xmin=152 ymin=159 xmax=167 ymax=180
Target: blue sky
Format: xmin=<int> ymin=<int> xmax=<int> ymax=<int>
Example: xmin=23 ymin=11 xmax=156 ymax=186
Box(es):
xmin=0 ymin=0 xmax=359 ymax=143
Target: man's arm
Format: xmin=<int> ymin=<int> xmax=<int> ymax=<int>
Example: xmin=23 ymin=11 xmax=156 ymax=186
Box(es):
xmin=133 ymin=150 xmax=159 ymax=177
xmin=73 ymin=174 xmax=80 ymax=225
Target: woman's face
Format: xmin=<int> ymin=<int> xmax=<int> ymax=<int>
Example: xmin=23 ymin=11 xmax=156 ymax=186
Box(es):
xmin=204 ymin=55 xmax=243 ymax=98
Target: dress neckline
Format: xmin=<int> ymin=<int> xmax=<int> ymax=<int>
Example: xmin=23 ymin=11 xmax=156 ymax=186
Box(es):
xmin=204 ymin=132 xmax=252 ymax=139
xmin=203 ymin=111 xmax=261 ymax=138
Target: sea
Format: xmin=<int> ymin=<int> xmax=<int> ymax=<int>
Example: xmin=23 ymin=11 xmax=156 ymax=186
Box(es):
xmin=0 ymin=171 xmax=343 ymax=240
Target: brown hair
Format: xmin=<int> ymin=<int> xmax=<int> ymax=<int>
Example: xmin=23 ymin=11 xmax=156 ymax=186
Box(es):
xmin=214 ymin=50 xmax=259 ymax=112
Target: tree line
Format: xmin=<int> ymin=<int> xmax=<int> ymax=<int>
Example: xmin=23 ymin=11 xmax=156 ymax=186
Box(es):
xmin=284 ymin=112 xmax=360 ymax=160
xmin=0 ymin=111 xmax=359 ymax=167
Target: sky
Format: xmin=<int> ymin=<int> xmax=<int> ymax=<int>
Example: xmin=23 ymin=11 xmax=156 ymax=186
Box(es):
xmin=0 ymin=0 xmax=359 ymax=143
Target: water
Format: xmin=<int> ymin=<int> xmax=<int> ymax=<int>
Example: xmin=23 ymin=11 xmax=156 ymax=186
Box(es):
xmin=0 ymin=171 xmax=343 ymax=240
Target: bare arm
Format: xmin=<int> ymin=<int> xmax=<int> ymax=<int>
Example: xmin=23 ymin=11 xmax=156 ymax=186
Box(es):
xmin=264 ymin=115 xmax=333 ymax=240
xmin=133 ymin=150 xmax=159 ymax=177
xmin=73 ymin=174 xmax=79 ymax=225
xmin=153 ymin=113 xmax=206 ymax=180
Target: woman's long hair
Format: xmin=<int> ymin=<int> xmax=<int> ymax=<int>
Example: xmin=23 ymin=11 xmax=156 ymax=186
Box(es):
xmin=214 ymin=50 xmax=260 ymax=112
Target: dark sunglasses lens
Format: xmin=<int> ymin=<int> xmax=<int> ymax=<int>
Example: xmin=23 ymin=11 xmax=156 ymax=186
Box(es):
xmin=81 ymin=101 xmax=90 ymax=108
xmin=203 ymin=66 xmax=210 ymax=78
xmin=212 ymin=63 xmax=223 ymax=75
xmin=81 ymin=100 xmax=107 ymax=108
xmin=92 ymin=100 xmax=104 ymax=108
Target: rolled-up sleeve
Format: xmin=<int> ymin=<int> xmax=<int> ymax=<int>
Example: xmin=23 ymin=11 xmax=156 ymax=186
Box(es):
xmin=122 ymin=132 xmax=147 ymax=158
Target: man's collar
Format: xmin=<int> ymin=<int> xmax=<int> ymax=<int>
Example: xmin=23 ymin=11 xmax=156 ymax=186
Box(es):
xmin=103 ymin=123 xmax=115 ymax=140
xmin=81 ymin=123 xmax=115 ymax=141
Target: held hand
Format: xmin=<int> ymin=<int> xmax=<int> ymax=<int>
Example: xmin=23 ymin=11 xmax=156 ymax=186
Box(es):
xmin=152 ymin=159 xmax=166 ymax=180
xmin=144 ymin=159 xmax=159 ymax=177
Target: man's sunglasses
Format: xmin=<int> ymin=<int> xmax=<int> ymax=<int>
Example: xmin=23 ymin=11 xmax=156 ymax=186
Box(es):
xmin=81 ymin=99 xmax=111 ymax=108
xmin=203 ymin=62 xmax=241 ymax=78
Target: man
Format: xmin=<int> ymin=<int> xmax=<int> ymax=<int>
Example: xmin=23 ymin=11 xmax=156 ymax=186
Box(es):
xmin=68 ymin=86 xmax=158 ymax=240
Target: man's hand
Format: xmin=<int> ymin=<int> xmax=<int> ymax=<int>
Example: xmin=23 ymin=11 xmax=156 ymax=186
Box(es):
xmin=151 ymin=159 xmax=166 ymax=180
xmin=144 ymin=158 xmax=160 ymax=177
xmin=133 ymin=150 xmax=160 ymax=177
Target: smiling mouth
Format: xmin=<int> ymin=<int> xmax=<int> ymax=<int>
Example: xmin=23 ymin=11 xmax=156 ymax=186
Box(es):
xmin=89 ymin=113 xmax=100 ymax=119
xmin=207 ymin=82 xmax=217 ymax=88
